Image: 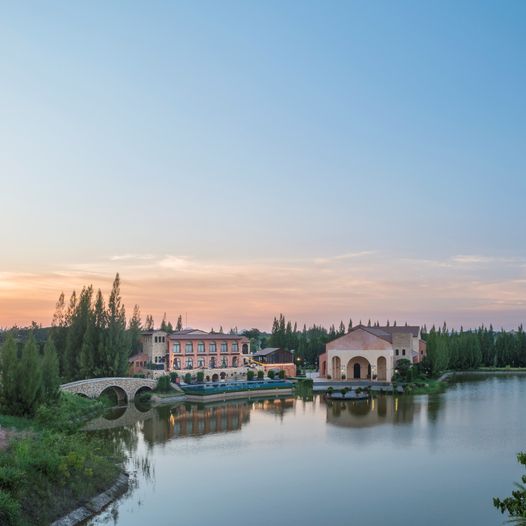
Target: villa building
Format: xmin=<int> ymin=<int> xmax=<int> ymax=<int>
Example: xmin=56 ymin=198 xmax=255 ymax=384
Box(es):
xmin=168 ymin=329 xmax=250 ymax=381
xmin=318 ymin=324 xmax=426 ymax=382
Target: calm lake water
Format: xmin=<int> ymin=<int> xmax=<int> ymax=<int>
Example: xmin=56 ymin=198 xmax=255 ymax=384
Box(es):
xmin=87 ymin=374 xmax=526 ymax=526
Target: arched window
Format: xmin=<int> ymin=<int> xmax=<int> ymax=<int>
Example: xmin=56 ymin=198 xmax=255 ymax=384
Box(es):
xmin=242 ymin=343 xmax=249 ymax=354
xmin=197 ymin=357 xmax=205 ymax=368
xmin=173 ymin=358 xmax=181 ymax=370
xmin=232 ymin=356 xmax=238 ymax=367
xmin=186 ymin=357 xmax=193 ymax=369
xmin=221 ymin=357 xmax=228 ymax=368
xmin=210 ymin=357 xmax=216 ymax=368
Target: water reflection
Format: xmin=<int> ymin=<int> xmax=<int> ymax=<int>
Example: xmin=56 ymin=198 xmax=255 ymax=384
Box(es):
xmin=323 ymin=393 xmax=444 ymax=428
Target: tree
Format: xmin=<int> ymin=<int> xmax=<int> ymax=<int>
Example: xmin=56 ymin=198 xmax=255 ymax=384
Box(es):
xmin=144 ymin=314 xmax=154 ymax=331
xmin=104 ymin=274 xmax=129 ymax=377
xmin=18 ymin=334 xmax=43 ymax=416
xmin=128 ymin=305 xmax=142 ymax=356
xmin=41 ymin=336 xmax=60 ymax=402
xmin=0 ymin=334 xmax=19 ymax=414
xmin=494 ymin=452 xmax=526 ymax=524
xmin=176 ymin=315 xmax=183 ymax=331
xmin=64 ymin=286 xmax=93 ymax=380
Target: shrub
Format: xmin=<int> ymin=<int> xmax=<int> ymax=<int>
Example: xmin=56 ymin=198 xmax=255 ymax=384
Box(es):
xmin=257 ymin=370 xmax=264 ymax=380
xmin=494 ymin=452 xmax=526 ymax=520
xmin=156 ymin=376 xmax=172 ymax=393
xmin=341 ymin=374 xmax=346 ymax=380
xmin=327 ymin=375 xmax=332 ymax=380
xmin=196 ymin=371 xmax=204 ymax=383
xmin=327 ymin=387 xmax=334 ymax=394
xmin=0 ymin=490 xmax=20 ymax=525
xmin=267 ymin=370 xmax=275 ymax=380
xmin=169 ymin=372 xmax=178 ymax=383
xmin=278 ymin=370 xmax=285 ymax=379
xmin=247 ymin=370 xmax=255 ymax=381
xmin=184 ymin=373 xmax=192 ymax=384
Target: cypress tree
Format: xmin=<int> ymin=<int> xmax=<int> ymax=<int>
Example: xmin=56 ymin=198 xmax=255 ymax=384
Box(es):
xmin=0 ymin=334 xmax=19 ymax=414
xmin=41 ymin=336 xmax=60 ymax=402
xmin=18 ymin=334 xmax=42 ymax=415
xmin=128 ymin=304 xmax=142 ymax=356
xmin=105 ymin=274 xmax=129 ymax=376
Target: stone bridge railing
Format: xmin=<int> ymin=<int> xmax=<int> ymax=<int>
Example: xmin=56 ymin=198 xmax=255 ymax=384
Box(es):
xmin=61 ymin=377 xmax=181 ymax=404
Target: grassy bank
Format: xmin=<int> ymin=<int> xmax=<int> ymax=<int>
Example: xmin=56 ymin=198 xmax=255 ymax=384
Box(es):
xmin=0 ymin=393 xmax=124 ymax=526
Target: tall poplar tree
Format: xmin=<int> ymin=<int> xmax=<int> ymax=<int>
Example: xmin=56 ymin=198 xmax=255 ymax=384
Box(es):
xmin=41 ymin=336 xmax=60 ymax=402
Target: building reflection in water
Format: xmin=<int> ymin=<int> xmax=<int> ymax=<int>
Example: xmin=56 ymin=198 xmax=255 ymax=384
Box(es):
xmin=141 ymin=401 xmax=251 ymax=444
xmin=324 ymin=394 xmax=431 ymax=428
xmin=250 ymin=397 xmax=295 ymax=419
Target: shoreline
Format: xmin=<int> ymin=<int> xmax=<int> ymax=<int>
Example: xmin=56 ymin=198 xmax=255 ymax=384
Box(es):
xmin=50 ymin=471 xmax=129 ymax=526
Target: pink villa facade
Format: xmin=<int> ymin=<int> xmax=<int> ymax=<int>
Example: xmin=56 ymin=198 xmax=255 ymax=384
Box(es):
xmin=318 ymin=324 xmax=426 ymax=382
xmin=168 ymin=329 xmax=250 ymax=381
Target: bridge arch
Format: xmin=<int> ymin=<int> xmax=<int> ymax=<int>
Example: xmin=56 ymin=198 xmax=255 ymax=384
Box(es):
xmin=60 ymin=377 xmax=178 ymax=406
xmin=100 ymin=385 xmax=128 ymax=405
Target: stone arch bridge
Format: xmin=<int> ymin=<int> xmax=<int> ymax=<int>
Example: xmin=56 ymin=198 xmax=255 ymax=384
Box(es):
xmin=60 ymin=377 xmax=170 ymax=405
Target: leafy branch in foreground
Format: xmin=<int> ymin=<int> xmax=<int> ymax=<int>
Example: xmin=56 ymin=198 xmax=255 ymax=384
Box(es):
xmin=494 ymin=452 xmax=526 ymax=524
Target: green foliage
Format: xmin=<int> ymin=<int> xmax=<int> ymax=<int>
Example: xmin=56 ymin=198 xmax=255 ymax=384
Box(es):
xmin=155 ymin=376 xmax=172 ymax=393
xmin=0 ymin=430 xmax=122 ymax=526
xmin=395 ymin=358 xmax=412 ymax=382
xmin=257 ymin=370 xmax=264 ymax=380
xmin=184 ymin=373 xmax=192 ymax=384
xmin=41 ymin=337 xmax=60 ymax=402
xmin=0 ymin=490 xmax=20 ymax=525
xmin=247 ymin=370 xmax=255 ymax=381
xmin=278 ymin=369 xmax=285 ymax=379
xmin=169 ymin=372 xmax=178 ymax=383
xmin=50 ymin=273 xmax=131 ymax=383
xmin=494 ymin=452 xmax=526 ymax=523
xmin=0 ymin=335 xmax=19 ymax=414
xmin=36 ymin=393 xmax=104 ymax=434
xmin=267 ymin=370 xmax=275 ymax=379
xmin=196 ymin=371 xmax=204 ymax=383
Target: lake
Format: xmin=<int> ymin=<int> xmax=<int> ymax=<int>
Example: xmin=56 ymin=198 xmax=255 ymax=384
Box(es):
xmin=87 ymin=374 xmax=526 ymax=526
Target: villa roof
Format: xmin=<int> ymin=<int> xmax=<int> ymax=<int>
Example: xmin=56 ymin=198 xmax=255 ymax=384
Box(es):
xmin=253 ymin=347 xmax=281 ymax=357
xmin=349 ymin=324 xmax=420 ymax=340
xmin=169 ymin=330 xmax=246 ymax=341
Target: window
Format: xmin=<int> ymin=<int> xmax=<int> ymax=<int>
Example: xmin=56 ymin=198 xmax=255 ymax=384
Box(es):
xmin=173 ymin=342 xmax=181 ymax=353
xmin=186 ymin=357 xmax=193 ymax=369
xmin=197 ymin=357 xmax=205 ymax=368
xmin=209 ymin=342 xmax=216 ymax=353
xmin=232 ymin=342 xmax=238 ymax=353
xmin=162 ymin=336 xmax=165 ymax=343
xmin=402 ymin=349 xmax=406 ymax=356
xmin=210 ymin=357 xmax=216 ymax=368
xmin=154 ymin=336 xmax=158 ymax=343
xmin=185 ymin=342 xmax=193 ymax=354
xmin=221 ymin=342 xmax=228 ymax=353
xmin=395 ymin=349 xmax=399 ymax=356
xmin=232 ymin=357 xmax=238 ymax=367
xmin=221 ymin=357 xmax=228 ymax=367
xmin=198 ymin=341 xmax=205 ymax=353
xmin=173 ymin=358 xmax=181 ymax=370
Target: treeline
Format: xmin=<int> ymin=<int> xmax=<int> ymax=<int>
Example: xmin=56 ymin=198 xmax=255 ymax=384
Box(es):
xmin=50 ymin=274 xmax=143 ymax=381
xmin=423 ymin=325 xmax=526 ymax=376
xmin=264 ymin=314 xmax=351 ymax=366
xmin=0 ymin=333 xmax=60 ymax=416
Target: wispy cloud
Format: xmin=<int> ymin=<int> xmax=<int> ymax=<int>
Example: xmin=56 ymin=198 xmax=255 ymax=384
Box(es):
xmin=1 ymin=251 xmax=526 ymax=330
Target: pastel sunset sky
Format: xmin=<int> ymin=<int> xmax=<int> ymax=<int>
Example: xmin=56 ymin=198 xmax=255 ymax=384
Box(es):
xmin=1 ymin=1 xmax=525 ymax=330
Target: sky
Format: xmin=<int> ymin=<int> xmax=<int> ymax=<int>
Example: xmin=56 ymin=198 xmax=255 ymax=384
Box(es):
xmin=1 ymin=1 xmax=525 ymax=331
